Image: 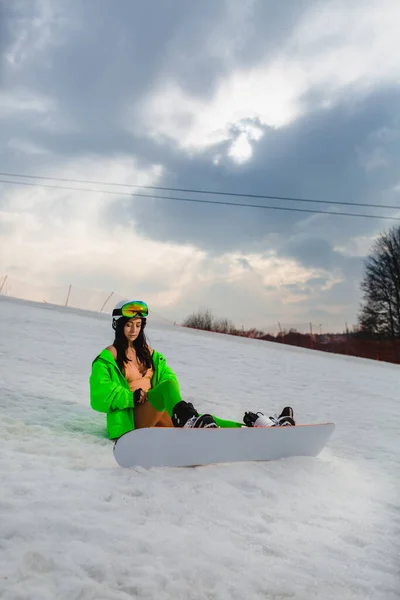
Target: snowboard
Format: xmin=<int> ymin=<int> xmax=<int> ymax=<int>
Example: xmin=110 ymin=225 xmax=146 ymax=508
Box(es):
xmin=113 ymin=422 xmax=335 ymax=468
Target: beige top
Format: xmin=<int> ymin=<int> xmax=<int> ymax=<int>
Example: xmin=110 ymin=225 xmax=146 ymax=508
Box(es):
xmin=107 ymin=345 xmax=154 ymax=392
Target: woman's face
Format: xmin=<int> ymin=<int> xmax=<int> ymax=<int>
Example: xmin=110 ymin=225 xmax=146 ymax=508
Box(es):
xmin=124 ymin=317 xmax=142 ymax=342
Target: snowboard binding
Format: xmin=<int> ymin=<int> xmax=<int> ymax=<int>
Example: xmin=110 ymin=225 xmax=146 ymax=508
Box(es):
xmin=244 ymin=406 xmax=295 ymax=427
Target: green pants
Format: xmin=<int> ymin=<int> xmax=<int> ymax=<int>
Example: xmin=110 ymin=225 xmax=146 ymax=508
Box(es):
xmin=147 ymin=379 xmax=242 ymax=428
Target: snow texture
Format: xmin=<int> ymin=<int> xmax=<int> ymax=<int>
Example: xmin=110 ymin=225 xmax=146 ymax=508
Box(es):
xmin=0 ymin=296 xmax=399 ymax=600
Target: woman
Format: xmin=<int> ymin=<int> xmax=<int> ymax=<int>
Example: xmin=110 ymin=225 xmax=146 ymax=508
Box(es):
xmin=89 ymin=299 xmax=295 ymax=439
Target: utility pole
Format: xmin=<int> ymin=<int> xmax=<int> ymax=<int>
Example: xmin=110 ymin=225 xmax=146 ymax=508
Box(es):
xmin=100 ymin=291 xmax=114 ymax=313
xmin=65 ymin=284 xmax=71 ymax=307
xmin=0 ymin=275 xmax=7 ymax=294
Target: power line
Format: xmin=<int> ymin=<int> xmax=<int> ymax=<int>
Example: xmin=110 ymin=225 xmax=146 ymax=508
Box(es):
xmin=1 ymin=170 xmax=400 ymax=211
xmin=1 ymin=177 xmax=400 ymax=221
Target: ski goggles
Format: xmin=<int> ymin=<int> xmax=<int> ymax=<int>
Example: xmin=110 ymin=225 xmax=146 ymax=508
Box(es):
xmin=112 ymin=301 xmax=149 ymax=319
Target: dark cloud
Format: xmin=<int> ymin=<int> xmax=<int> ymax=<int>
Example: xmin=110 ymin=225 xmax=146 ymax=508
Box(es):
xmin=0 ymin=0 xmax=322 ymax=161
xmin=279 ymin=237 xmax=334 ymax=270
xmin=280 ymin=276 xmax=333 ymax=296
xmin=0 ymin=0 xmax=315 ymax=137
xmin=281 ymin=283 xmax=310 ymax=295
xmin=306 ymin=277 xmax=329 ymax=288
xmin=0 ymin=0 xmax=12 ymax=81
xmin=121 ymin=86 xmax=400 ymax=260
xmin=236 ymin=258 xmax=252 ymax=270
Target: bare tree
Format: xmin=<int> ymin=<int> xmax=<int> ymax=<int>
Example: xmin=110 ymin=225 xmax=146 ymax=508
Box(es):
xmin=358 ymin=226 xmax=400 ymax=337
xmin=182 ymin=309 xmax=214 ymax=331
xmin=182 ymin=309 xmax=236 ymax=334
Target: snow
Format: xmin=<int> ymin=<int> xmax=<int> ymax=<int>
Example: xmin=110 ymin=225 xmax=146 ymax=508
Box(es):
xmin=0 ymin=295 xmax=399 ymax=600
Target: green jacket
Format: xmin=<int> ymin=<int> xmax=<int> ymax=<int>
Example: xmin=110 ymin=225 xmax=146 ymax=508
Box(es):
xmin=89 ymin=348 xmax=178 ymax=439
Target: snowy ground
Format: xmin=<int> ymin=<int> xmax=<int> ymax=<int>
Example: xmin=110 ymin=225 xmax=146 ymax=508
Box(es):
xmin=0 ymin=296 xmax=399 ymax=600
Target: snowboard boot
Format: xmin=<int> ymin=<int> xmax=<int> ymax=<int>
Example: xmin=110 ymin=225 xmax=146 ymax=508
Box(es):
xmin=172 ymin=401 xmax=218 ymax=429
xmin=276 ymin=406 xmax=295 ymax=426
xmin=243 ymin=412 xmax=276 ymax=427
xmin=243 ymin=406 xmax=295 ymax=428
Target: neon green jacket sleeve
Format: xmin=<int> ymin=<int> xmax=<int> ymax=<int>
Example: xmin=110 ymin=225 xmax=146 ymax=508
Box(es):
xmin=152 ymin=351 xmax=179 ymax=387
xmin=90 ymin=356 xmax=134 ymax=413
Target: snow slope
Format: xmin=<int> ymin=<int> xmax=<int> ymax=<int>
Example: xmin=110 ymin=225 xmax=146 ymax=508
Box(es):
xmin=0 ymin=296 xmax=399 ymax=600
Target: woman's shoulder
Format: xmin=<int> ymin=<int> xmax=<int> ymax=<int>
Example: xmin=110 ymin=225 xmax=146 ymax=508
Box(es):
xmin=105 ymin=345 xmax=117 ymax=359
xmin=150 ymin=347 xmax=166 ymax=360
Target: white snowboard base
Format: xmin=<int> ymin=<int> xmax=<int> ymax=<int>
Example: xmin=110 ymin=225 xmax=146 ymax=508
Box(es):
xmin=113 ymin=423 xmax=335 ymax=468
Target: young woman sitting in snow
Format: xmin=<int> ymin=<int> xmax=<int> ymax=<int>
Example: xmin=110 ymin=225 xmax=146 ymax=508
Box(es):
xmin=89 ymin=300 xmax=295 ymax=439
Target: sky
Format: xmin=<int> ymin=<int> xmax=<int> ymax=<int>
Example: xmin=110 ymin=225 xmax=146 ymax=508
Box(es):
xmin=1 ymin=0 xmax=400 ymax=333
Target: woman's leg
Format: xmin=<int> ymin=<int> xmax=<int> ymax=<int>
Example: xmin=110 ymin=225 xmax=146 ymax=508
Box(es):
xmin=212 ymin=415 xmax=243 ymax=428
xmin=134 ymin=405 xmax=240 ymax=429
xmin=133 ymin=380 xmax=182 ymax=429
xmin=139 ymin=379 xmax=243 ymax=428
xmin=147 ymin=379 xmax=183 ymax=415
xmin=134 ymin=402 xmax=171 ymax=429
xmin=154 ymin=411 xmax=174 ymax=427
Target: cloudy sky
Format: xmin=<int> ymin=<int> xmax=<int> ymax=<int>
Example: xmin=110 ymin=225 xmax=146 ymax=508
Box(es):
xmin=1 ymin=0 xmax=400 ymax=333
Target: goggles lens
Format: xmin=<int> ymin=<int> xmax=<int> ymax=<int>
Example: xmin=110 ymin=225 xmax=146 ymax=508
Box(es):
xmin=113 ymin=301 xmax=149 ymax=319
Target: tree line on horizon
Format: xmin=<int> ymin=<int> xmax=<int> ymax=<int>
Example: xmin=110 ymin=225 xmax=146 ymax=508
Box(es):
xmin=183 ymin=225 xmax=400 ymax=341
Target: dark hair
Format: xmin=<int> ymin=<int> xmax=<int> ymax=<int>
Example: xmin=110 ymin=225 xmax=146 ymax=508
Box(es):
xmin=113 ymin=317 xmax=153 ymax=375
